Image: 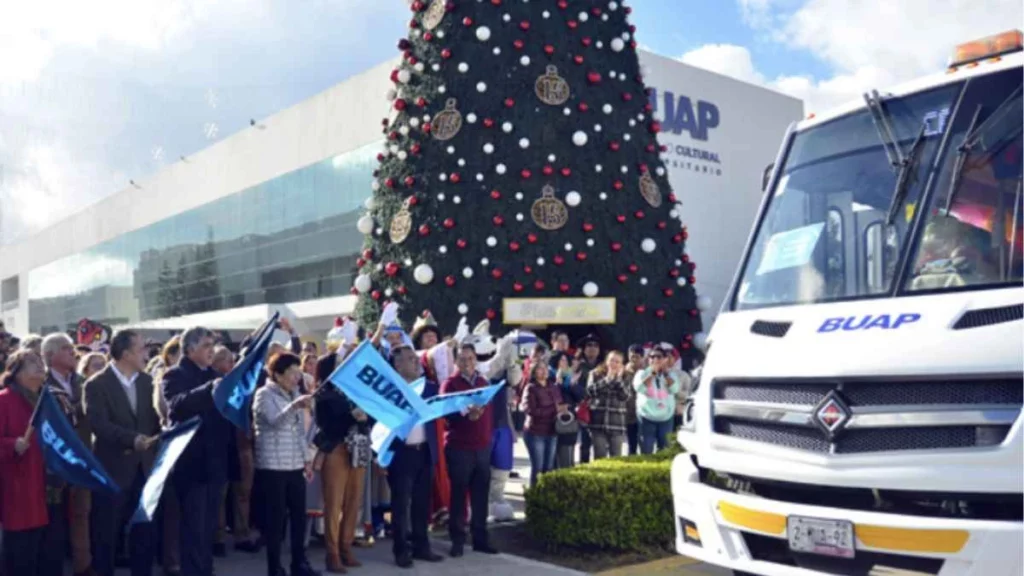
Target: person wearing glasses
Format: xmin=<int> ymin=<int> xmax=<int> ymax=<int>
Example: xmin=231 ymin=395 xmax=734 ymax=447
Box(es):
xmin=633 ymin=344 xmax=686 ymax=454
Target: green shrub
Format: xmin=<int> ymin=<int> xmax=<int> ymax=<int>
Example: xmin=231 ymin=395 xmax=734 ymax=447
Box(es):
xmin=524 ymin=437 xmax=684 ymax=551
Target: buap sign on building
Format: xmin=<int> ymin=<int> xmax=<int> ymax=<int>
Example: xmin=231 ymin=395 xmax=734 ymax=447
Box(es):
xmin=649 ymin=87 xmax=723 ymax=171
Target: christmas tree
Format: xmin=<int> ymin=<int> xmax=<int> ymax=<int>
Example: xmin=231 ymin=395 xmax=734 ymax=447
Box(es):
xmin=354 ymin=0 xmax=702 ymax=356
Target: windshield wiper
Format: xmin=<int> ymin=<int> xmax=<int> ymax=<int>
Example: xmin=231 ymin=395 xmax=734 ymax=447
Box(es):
xmin=944 ymin=85 xmax=1024 ymax=213
xmin=863 ymin=90 xmax=927 ymax=226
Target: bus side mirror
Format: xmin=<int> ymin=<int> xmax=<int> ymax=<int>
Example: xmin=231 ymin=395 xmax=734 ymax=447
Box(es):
xmin=762 ymin=163 xmax=774 ymax=192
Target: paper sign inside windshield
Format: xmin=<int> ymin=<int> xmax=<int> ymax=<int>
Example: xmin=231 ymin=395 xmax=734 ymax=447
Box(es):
xmin=756 ymin=222 xmax=824 ymax=275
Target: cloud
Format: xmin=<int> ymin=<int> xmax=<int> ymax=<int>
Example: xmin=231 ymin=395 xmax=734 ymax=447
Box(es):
xmin=682 ymin=0 xmax=1023 ymax=112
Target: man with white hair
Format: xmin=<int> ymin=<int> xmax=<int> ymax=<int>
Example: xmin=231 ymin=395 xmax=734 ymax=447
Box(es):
xmin=43 ymin=332 xmax=95 ymax=576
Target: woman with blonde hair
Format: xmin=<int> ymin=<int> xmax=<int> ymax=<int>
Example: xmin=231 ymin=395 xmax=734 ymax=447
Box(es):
xmin=77 ymin=352 xmax=107 ymax=380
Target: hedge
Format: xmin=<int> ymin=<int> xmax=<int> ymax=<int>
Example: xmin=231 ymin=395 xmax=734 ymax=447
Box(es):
xmin=524 ymin=436 xmax=684 ymax=551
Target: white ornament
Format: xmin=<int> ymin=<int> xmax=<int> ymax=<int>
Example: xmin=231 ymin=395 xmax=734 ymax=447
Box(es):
xmin=399 ymin=125 xmax=410 ymax=136
xmin=564 ymin=243 xmax=573 ymax=251
xmin=516 ymin=213 xmax=524 ymax=221
xmin=386 ymin=89 xmax=397 ymax=100
xmin=596 ymin=40 xmax=604 ymax=48
xmin=439 ymin=245 xmax=448 ymax=254
xmin=572 ymin=131 xmax=588 ymax=146
xmin=579 ymin=12 xmax=589 ymax=21
xmin=641 ymin=238 xmax=657 ymax=253
xmin=375 ymin=227 xmax=383 ymax=236
xmin=537 ymin=257 xmax=545 ymax=265
xmin=520 ymin=55 xmax=531 ymax=66
xmin=601 ymin=14 xmax=608 ymax=21
xmin=397 ymin=150 xmax=408 ymax=160
xmin=640 ymin=278 xmax=648 ymax=286
xmin=602 ymin=104 xmax=613 ymax=114
xmin=357 ymin=215 xmax=374 ymax=234
xmin=364 ymin=197 xmax=376 ymax=210
xmin=371 ymin=181 xmax=380 ymax=192
xmin=438 ymin=85 xmax=447 ymax=94
xmin=463 ymin=267 xmax=475 ymax=279
xmin=675 ymin=259 xmax=682 ymax=266
xmin=432 ymin=63 xmax=441 ymax=72
xmin=375 ymin=263 xmax=384 ymax=272
xmin=542 ymin=10 xmax=550 ymax=18
xmin=409 ymin=117 xmax=420 ymax=128
xmin=586 ymin=239 xmax=595 ymax=247
xmin=475 ymin=173 xmax=484 ymax=182
xmin=624 ymin=134 xmax=632 ymax=142
xmin=563 ymin=107 xmax=572 ymax=116
xmin=502 ymin=121 xmax=513 ymax=133
xmin=609 ymin=1 xmax=618 ymax=10
xmin=476 ymin=26 xmax=492 ymax=41
xmin=656 ymin=167 xmax=666 ymax=176
xmin=694 ymin=332 xmax=709 ymax=350
xmin=502 ymin=13 xmax=511 ymax=22
xmin=620 ymin=166 xmax=629 ymax=174
xmin=354 ymin=274 xmax=372 ymax=293
xmin=385 ymin=288 xmax=393 ymax=297
xmin=629 ymin=119 xmax=636 ymax=127
xmin=458 ymin=304 xmax=469 ymax=315
xmin=582 ymin=282 xmax=599 ymax=297
xmin=515 ymin=192 xmax=524 ymax=200
xmin=595 ymin=164 xmax=603 ymax=172
xmin=486 ymin=236 xmax=498 ymax=247
xmin=608 ymin=70 xmax=617 ymax=79
xmin=458 ymin=62 xmax=469 ymax=73
xmin=611 ymin=38 xmax=625 ymax=52
xmin=518 ymin=138 xmax=530 ymax=149
xmin=492 ymin=47 xmax=501 ymax=55
xmin=415 ymin=62 xmax=425 ymax=72
xmin=439 ymin=174 xmax=447 ymax=182
xmin=496 ymin=163 xmax=507 ymax=175
xmin=677 ymin=277 xmax=688 ymax=286
xmin=697 ymin=295 xmax=713 ymax=312
xmin=453 ymin=195 xmax=462 ymax=204
xmin=481 ymin=257 xmax=490 ymax=266
xmin=476 ymin=81 xmax=487 ymax=93
xmin=466 ymin=113 xmax=478 ymax=123
xmin=414 ymin=264 xmax=434 ymax=285
xmin=437 ymin=192 xmax=446 ymax=201
xmin=565 ymin=191 xmax=581 ymax=207
xmin=594 ymin=124 xmax=602 ymax=132
xmin=437 ymin=30 xmax=445 ymax=39
xmin=622 ymin=32 xmax=631 ymax=40
xmin=483 ymin=143 xmax=495 ymax=154
xmin=446 ymin=145 xmax=455 ymax=154
xmin=397 ymin=69 xmax=411 ymax=83
xmin=669 ymin=210 xmax=679 ymax=218
xmin=599 ymin=192 xmax=607 ymax=200
xmin=547 ymin=154 xmax=556 ymax=162
xmin=404 ymin=258 xmax=413 ymax=267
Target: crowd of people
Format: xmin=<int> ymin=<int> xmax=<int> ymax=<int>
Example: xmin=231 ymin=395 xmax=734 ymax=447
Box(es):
xmin=0 ymin=315 xmax=695 ymax=576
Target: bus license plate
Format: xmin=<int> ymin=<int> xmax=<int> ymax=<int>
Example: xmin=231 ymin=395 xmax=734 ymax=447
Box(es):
xmin=787 ymin=515 xmax=855 ymax=558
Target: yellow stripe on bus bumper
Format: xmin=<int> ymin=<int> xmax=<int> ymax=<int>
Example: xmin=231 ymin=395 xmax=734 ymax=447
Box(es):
xmin=717 ymin=500 xmax=970 ymax=554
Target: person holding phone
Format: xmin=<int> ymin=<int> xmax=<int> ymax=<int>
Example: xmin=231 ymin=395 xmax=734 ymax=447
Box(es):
xmin=633 ymin=344 xmax=684 ymax=454
xmin=586 ymin=351 xmax=630 ymax=459
xmin=549 ymin=352 xmax=584 ymax=469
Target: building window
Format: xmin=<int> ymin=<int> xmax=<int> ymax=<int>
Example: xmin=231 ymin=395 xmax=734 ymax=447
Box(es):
xmin=1 ymin=276 xmax=18 ymax=312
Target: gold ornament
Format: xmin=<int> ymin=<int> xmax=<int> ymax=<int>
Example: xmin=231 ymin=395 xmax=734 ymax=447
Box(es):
xmin=431 ymin=98 xmax=463 ymax=141
xmin=639 ymin=167 xmax=663 ymax=208
xmin=531 ymin=184 xmax=569 ymax=230
xmin=535 ymin=65 xmax=570 ymax=106
xmin=389 ymin=198 xmax=414 ymax=244
xmin=422 ymin=0 xmax=446 ymax=30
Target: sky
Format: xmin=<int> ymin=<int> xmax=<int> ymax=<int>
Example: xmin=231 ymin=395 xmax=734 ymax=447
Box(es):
xmin=1 ymin=0 xmax=1021 ymax=246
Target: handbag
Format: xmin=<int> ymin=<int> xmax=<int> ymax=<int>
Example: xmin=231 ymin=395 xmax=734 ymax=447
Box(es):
xmin=555 ymin=410 xmax=579 ymax=436
xmin=575 ymin=400 xmax=591 ymax=426
xmin=344 ymin=429 xmax=372 ymax=469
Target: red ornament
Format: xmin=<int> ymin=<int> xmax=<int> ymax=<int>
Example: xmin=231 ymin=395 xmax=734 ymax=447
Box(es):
xmin=443 ymin=217 xmax=455 ymax=229
xmin=513 ymin=282 xmax=525 ymax=293
xmin=586 ymin=71 xmax=602 ymax=84
xmin=509 ymin=241 xmax=521 ymax=252
xmin=462 ymin=16 xmax=473 ymax=26
xmin=553 ymin=255 xmax=565 ymax=266
xmin=582 ymin=223 xmax=594 ymax=233
xmin=681 ymin=341 xmax=691 ymax=350
xmin=544 ymin=45 xmax=555 ymax=56
xmin=649 ymin=121 xmax=662 ymax=134
xmin=390 ymin=69 xmax=400 ymax=83
xmin=513 ymin=39 xmax=525 ymax=50
xmin=411 ymin=0 xmax=424 ymax=10
xmin=423 ymin=31 xmax=433 ymax=42
xmin=660 ymin=144 xmax=668 ymax=152
xmin=635 ymin=305 xmax=646 ymax=314
xmin=441 ymin=48 xmax=452 ymax=59
xmin=388 ymin=131 xmax=399 ymax=140
xmin=668 ymin=192 xmax=678 ymax=203
xmin=576 ymin=252 xmax=587 ymax=262
xmin=490 ymin=189 xmax=502 ymax=200
xmin=527 ymin=233 xmax=538 ymax=244
xmin=449 ymin=173 xmax=461 ymax=183
xmin=609 ymin=141 xmax=621 ymax=151
xmin=504 ymin=98 xmax=515 ymax=108
xmin=542 ymin=165 xmax=554 ymax=176
xmin=404 ymin=175 xmax=415 ymax=187
xmin=573 ymin=55 xmax=584 ymax=65
xmin=523 ymin=265 xmax=533 ymax=274
xmin=557 ymin=0 xmax=568 ymax=8
xmin=616 ymin=215 xmax=626 ymax=224
xmin=486 ymin=309 xmax=497 ymax=320
xmin=445 ymin=276 xmax=456 ymax=287
xmin=689 ymin=276 xmax=697 ymax=285
xmin=672 ymin=233 xmax=683 ymax=244
xmin=397 ymin=286 xmax=408 ymax=296
xmin=581 ymin=37 xmax=592 ymax=47
xmin=689 ymin=308 xmax=699 ymax=317
xmin=669 ymin=268 xmax=681 ymax=278
xmin=534 ymin=280 xmax=545 ymax=291
xmin=415 ymin=97 xmax=427 ymax=107
xmin=385 ymin=262 xmax=400 ymax=277
xmin=559 ymin=283 xmax=570 ymax=293
xmin=657 ymin=221 xmax=667 ymax=230
xmin=610 ymin=242 xmax=622 ymax=252
xmin=560 ymin=167 xmax=572 ymax=177
xmin=483 ymin=118 xmax=495 ymax=128
xmin=397 ymin=39 xmax=411 ymax=50
xmin=410 ymin=143 xmax=422 ymax=155
xmin=520 ymin=169 xmax=532 ymax=179
xmin=519 ymin=21 xmax=531 ymax=31
xmin=492 ymin=215 xmax=505 ymax=226
xmin=385 ymin=177 xmax=396 ymax=188
xmin=578 ymin=102 xmax=589 ymax=112
xmin=646 ymin=143 xmax=657 ymax=153
xmin=644 ymin=103 xmax=654 ymax=113
xmin=663 ymin=288 xmax=674 ymax=297
xmin=617 ymin=274 xmax=628 ymax=283
xmin=682 ymin=255 xmax=690 ymax=263
xmin=490 ymin=0 xmax=501 ymax=5
xmin=682 ymin=228 xmax=689 ymax=240
xmin=456 ymin=239 xmax=468 ymax=249
xmin=356 ymin=257 xmax=366 ymax=268
xmin=628 ymin=264 xmax=639 ymax=274
xmin=418 ymin=224 xmax=431 ymax=236
xmin=371 ymin=290 xmax=382 ymax=301
xmin=567 ymin=20 xmax=578 ymax=30
xmin=613 ymin=180 xmax=624 ymax=191
xmin=655 ymin=309 xmax=667 ymax=319
xmin=422 ymin=123 xmax=432 ymax=134
xmin=622 ymin=92 xmax=633 ymax=102
xmin=634 ymin=210 xmax=645 ymax=219
xmin=491 ymin=268 xmax=504 ymax=280
xmin=445 ymin=1 xmax=455 ymax=11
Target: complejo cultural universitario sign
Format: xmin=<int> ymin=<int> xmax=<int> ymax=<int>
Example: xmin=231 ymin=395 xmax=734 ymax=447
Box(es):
xmin=503 ymin=298 xmax=616 ymax=325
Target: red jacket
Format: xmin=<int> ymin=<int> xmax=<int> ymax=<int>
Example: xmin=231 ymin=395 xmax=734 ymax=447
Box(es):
xmin=0 ymin=388 xmax=48 ymax=530
xmin=440 ymin=372 xmax=493 ymax=451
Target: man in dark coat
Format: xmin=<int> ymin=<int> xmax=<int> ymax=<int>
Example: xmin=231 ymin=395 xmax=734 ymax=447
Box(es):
xmin=85 ymin=330 xmax=161 ymax=576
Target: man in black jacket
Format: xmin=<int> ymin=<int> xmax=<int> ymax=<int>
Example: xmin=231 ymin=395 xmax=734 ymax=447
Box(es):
xmin=386 ymin=345 xmax=444 ymax=569
xmin=161 ymin=326 xmax=226 ymax=576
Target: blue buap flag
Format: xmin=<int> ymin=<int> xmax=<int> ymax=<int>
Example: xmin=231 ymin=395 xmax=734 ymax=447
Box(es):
xmin=325 ymin=340 xmax=430 ymax=433
xmin=129 ymin=417 xmax=202 ymax=525
xmin=213 ymin=312 xmax=280 ymax=431
xmin=32 ymin=387 xmax=119 ymax=493
xmin=372 ymin=381 xmax=505 ymax=467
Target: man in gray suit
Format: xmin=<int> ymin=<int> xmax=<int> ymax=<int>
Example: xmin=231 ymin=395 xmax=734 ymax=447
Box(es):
xmin=85 ymin=329 xmax=161 ymax=576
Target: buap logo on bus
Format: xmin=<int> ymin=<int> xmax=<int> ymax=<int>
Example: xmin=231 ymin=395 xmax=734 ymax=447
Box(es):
xmin=817 ymin=313 xmax=921 ymax=333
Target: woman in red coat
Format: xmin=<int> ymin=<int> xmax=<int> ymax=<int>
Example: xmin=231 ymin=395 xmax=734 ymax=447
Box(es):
xmin=0 ymin=349 xmax=54 ymax=576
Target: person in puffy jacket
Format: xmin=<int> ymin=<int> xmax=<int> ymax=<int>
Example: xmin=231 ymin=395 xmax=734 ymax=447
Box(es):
xmin=521 ymin=361 xmax=565 ymax=487
xmin=633 ymin=344 xmax=687 ymax=454
xmin=585 ymin=351 xmax=630 ymax=459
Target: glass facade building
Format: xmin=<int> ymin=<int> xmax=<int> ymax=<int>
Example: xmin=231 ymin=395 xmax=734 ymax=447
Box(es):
xmin=27 ymin=141 xmax=380 ymax=335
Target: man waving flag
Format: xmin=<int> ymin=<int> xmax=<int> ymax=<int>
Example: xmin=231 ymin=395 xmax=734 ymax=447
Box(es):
xmin=213 ymin=311 xmax=280 ymax=431
xmin=32 ymin=386 xmax=119 ymax=493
